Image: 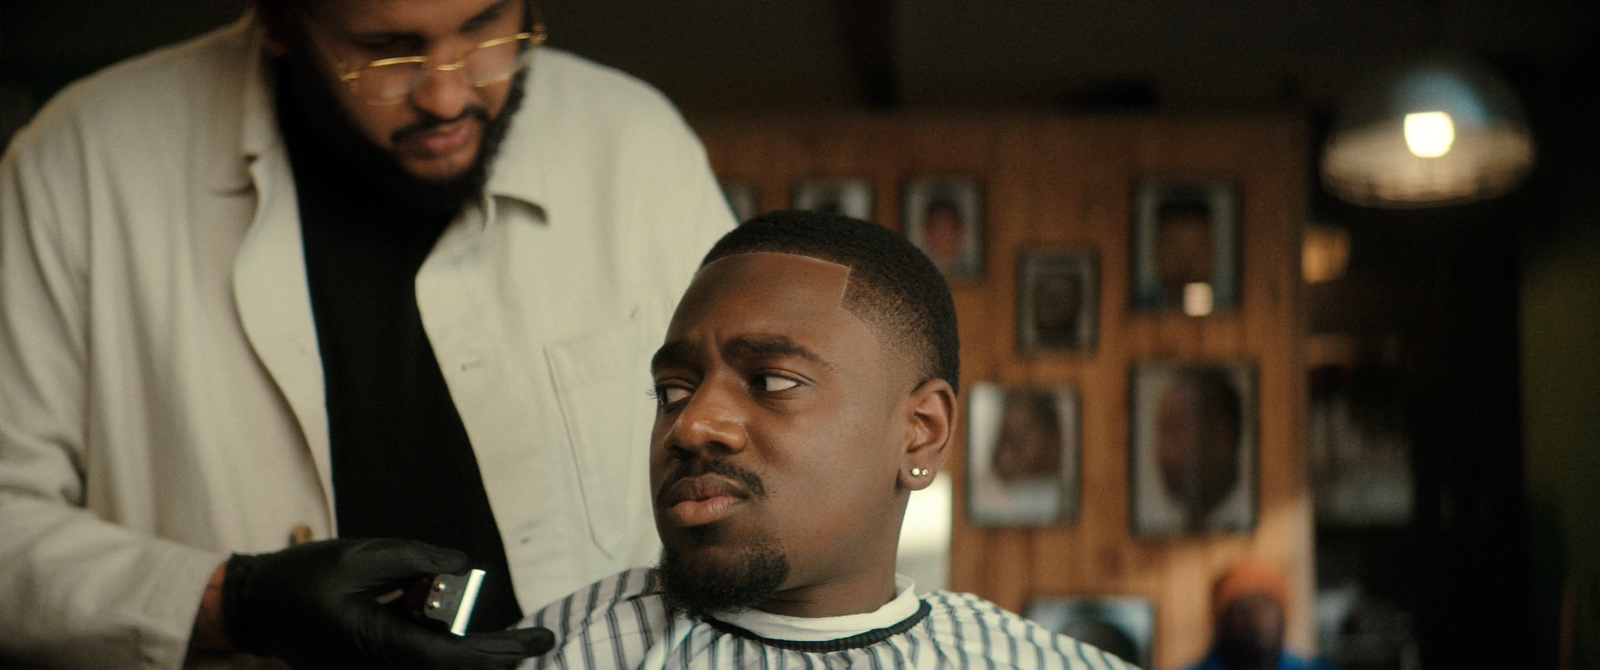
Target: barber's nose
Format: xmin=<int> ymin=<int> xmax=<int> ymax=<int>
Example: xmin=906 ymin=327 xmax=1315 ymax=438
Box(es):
xmin=667 ymin=383 xmax=748 ymax=456
xmin=407 ymin=67 xmax=474 ymax=121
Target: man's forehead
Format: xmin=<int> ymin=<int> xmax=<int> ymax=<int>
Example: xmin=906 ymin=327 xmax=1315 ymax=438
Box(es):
xmin=686 ymin=252 xmax=849 ymax=304
xmin=698 ymin=252 xmax=851 ymax=281
xmin=311 ymin=0 xmax=515 ymax=34
xmin=671 ymin=252 xmax=859 ymax=335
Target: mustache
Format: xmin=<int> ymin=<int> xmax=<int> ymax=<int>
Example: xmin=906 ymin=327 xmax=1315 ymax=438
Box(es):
xmin=655 ymin=458 xmax=767 ymax=508
xmin=391 ymin=106 xmax=492 ymax=144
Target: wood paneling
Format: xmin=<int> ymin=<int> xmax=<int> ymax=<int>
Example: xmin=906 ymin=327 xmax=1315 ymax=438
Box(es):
xmin=692 ymin=112 xmax=1311 ymax=670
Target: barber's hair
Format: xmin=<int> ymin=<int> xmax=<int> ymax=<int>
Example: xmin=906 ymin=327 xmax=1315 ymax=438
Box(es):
xmin=252 ymin=0 xmax=318 ymax=47
xmin=701 ymin=210 xmax=960 ymax=394
xmin=252 ymin=0 xmax=312 ymax=19
xmin=253 ymin=0 xmax=536 ymax=37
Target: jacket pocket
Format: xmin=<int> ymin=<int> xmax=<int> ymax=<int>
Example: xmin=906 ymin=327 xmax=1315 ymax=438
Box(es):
xmin=543 ymin=311 xmax=652 ymax=558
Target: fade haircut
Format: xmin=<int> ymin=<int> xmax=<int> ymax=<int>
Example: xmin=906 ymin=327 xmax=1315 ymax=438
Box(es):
xmin=700 ymin=210 xmax=960 ymax=394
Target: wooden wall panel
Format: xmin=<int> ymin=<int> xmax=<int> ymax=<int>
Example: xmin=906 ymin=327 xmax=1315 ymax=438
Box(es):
xmin=692 ymin=113 xmax=1310 ymax=670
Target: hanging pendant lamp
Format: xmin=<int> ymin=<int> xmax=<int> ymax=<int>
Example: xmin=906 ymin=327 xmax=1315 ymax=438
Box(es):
xmin=1321 ymin=55 xmax=1535 ymax=207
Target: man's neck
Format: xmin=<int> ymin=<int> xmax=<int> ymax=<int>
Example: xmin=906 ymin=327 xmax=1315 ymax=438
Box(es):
xmin=708 ymin=573 xmax=922 ymax=644
xmin=754 ymin=563 xmax=902 ymax=619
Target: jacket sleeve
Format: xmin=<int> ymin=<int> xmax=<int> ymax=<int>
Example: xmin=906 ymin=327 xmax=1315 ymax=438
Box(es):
xmin=0 ymin=105 xmax=228 ymax=670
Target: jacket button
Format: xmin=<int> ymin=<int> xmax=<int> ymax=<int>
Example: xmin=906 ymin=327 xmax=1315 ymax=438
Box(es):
xmin=289 ymin=523 xmax=314 ymax=545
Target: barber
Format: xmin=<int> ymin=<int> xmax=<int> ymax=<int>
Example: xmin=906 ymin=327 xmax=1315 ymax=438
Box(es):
xmin=0 ymin=0 xmax=733 ymax=666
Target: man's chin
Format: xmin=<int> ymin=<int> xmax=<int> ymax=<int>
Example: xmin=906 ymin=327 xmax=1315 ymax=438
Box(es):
xmin=655 ymin=541 xmax=790 ymax=618
xmin=398 ymin=154 xmax=480 ymax=186
xmin=368 ymin=148 xmax=492 ymax=215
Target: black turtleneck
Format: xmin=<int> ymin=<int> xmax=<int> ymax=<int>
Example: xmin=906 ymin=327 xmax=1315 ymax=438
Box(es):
xmin=277 ymin=71 xmax=522 ymax=632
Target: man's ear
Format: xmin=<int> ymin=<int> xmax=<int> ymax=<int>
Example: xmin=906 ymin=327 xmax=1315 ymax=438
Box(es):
xmin=252 ymin=0 xmax=293 ymax=57
xmin=898 ymin=378 xmax=956 ymax=491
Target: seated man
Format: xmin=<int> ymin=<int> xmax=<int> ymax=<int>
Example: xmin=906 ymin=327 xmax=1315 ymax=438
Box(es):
xmin=516 ymin=210 xmax=1135 ymax=669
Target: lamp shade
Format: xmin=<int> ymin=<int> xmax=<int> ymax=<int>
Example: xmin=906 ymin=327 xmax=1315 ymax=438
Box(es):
xmin=1321 ymin=55 xmax=1534 ymax=207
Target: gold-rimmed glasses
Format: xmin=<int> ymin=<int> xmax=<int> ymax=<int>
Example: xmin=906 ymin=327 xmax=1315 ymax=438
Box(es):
xmin=313 ymin=4 xmax=547 ymax=105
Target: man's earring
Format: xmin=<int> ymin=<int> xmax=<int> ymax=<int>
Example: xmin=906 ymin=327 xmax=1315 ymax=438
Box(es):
xmin=910 ymin=467 xmax=930 ymax=477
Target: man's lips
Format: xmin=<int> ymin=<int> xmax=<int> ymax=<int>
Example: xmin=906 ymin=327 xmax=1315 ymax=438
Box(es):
xmin=393 ymin=110 xmax=488 ymax=159
xmin=658 ymin=474 xmax=752 ymax=527
xmin=408 ymin=119 xmax=474 ymax=158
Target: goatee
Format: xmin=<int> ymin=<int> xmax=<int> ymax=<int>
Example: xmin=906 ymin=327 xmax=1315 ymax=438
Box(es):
xmin=654 ymin=538 xmax=790 ymax=619
xmin=653 ymin=457 xmax=788 ymax=617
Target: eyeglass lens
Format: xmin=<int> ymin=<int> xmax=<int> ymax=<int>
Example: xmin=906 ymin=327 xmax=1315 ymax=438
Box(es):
xmin=354 ymin=37 xmax=533 ymax=103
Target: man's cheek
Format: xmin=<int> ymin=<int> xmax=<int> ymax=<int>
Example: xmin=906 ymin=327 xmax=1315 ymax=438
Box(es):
xmin=340 ymin=105 xmax=401 ymax=151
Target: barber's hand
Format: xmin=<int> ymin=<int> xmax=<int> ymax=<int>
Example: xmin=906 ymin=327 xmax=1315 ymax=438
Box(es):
xmin=222 ymin=538 xmax=555 ymax=669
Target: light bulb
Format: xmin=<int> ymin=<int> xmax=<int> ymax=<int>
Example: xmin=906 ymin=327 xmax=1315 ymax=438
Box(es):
xmin=1404 ymin=111 xmax=1455 ymax=158
xmin=1183 ymin=282 xmax=1214 ymax=317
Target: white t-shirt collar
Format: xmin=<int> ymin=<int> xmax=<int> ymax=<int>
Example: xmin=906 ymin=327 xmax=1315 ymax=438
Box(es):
xmin=710 ymin=575 xmax=921 ymax=642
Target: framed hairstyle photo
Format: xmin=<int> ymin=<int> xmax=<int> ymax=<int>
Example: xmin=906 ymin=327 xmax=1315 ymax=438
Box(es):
xmin=1024 ymin=595 xmax=1154 ymax=669
xmin=1130 ymin=177 xmax=1240 ymax=316
xmin=966 ymin=381 xmax=1079 ymax=527
xmin=719 ymin=180 xmax=760 ymax=224
xmin=902 ymin=176 xmax=983 ymax=281
xmin=1129 ymin=362 xmax=1257 ymax=537
xmin=1017 ymin=249 xmax=1098 ymax=354
xmin=791 ymin=176 xmax=874 ymax=220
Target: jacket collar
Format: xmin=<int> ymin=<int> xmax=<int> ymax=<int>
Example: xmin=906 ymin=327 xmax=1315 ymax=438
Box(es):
xmin=240 ymin=16 xmax=279 ymax=169
xmin=481 ymin=49 xmax=551 ymax=221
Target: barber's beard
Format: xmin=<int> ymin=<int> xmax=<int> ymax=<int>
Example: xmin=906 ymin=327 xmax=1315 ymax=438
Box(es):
xmin=654 ymin=536 xmax=790 ymax=619
xmin=276 ymin=48 xmax=527 ymax=216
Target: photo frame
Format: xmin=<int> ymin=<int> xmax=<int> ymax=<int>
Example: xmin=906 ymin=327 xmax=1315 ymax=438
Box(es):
xmin=1129 ymin=362 xmax=1257 ymax=537
xmin=1131 ymin=177 xmax=1240 ymax=315
xmin=966 ymin=381 xmax=1079 ymax=526
xmin=791 ymin=176 xmax=874 ymax=220
xmin=1017 ymin=249 xmax=1098 ymax=354
xmin=1308 ymin=362 xmax=1413 ymax=526
xmin=902 ymin=175 xmax=984 ymax=281
xmin=719 ymin=180 xmax=760 ymax=224
xmin=1024 ymin=595 xmax=1154 ymax=669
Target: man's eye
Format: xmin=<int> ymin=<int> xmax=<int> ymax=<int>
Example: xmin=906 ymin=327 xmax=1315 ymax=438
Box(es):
xmin=653 ymin=385 xmax=691 ymax=406
xmin=756 ymin=375 xmax=800 ymax=393
xmin=353 ymin=38 xmax=414 ymax=55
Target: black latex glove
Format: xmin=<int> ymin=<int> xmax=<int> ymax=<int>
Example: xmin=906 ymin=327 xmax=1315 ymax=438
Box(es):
xmin=222 ymin=538 xmax=555 ymax=669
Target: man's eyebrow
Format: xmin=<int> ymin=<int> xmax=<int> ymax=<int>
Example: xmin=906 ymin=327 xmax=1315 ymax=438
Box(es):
xmin=650 ymin=340 xmax=693 ymax=373
xmin=723 ymin=336 xmax=832 ymax=370
xmin=340 ymin=28 xmax=424 ymax=47
xmin=651 ymin=335 xmax=832 ymax=373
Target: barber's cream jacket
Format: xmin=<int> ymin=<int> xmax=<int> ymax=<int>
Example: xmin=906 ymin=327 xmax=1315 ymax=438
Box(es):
xmin=0 ymin=16 xmax=732 ymax=668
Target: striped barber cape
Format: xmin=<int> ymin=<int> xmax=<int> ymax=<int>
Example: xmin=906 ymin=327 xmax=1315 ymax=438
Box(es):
xmin=517 ymin=568 xmax=1139 ymax=670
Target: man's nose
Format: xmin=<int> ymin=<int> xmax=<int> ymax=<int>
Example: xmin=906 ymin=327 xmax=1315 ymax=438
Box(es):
xmin=407 ymin=66 xmax=475 ymax=121
xmin=667 ymin=382 xmax=748 ymax=456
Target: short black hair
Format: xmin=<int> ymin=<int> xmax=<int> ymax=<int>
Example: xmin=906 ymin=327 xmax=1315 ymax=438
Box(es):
xmin=700 ymin=210 xmax=960 ymax=394
xmin=253 ymin=0 xmax=537 ymax=42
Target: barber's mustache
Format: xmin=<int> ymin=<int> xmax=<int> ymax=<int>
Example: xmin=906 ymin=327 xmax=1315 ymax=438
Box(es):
xmin=391 ymin=107 xmax=492 ymax=144
xmin=655 ymin=458 xmax=767 ymax=508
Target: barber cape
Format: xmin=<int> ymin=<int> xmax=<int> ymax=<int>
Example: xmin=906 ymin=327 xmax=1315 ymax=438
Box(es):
xmin=517 ymin=568 xmax=1140 ymax=670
